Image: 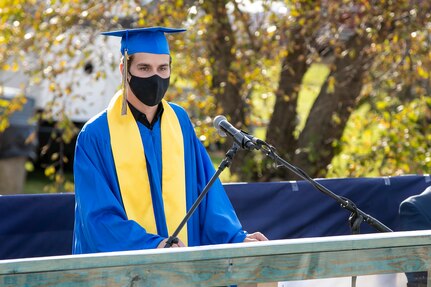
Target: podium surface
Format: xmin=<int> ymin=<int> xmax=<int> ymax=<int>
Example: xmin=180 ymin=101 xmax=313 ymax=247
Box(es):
xmin=1 ymin=231 xmax=431 ymax=286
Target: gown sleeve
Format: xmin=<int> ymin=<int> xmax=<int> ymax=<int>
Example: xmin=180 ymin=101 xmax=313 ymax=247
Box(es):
xmin=73 ymin=117 xmax=164 ymax=254
xmin=185 ymin=118 xmax=247 ymax=245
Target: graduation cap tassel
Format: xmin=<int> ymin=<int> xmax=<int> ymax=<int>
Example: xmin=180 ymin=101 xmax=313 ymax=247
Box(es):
xmin=121 ymin=49 xmax=128 ymax=115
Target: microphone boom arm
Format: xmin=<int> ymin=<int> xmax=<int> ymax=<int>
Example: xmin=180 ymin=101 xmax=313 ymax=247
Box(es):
xmin=212 ymin=115 xmax=391 ymax=233
xmin=255 ymin=139 xmax=393 ymax=233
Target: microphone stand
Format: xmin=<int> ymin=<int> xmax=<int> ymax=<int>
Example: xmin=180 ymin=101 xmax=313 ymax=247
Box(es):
xmin=164 ymin=142 xmax=240 ymax=247
xmin=254 ymin=139 xmax=393 ymax=233
xmin=252 ymin=138 xmax=392 ymax=287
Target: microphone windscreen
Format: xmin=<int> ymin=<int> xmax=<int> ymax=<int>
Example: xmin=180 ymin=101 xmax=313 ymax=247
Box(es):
xmin=213 ymin=115 xmax=227 ymax=137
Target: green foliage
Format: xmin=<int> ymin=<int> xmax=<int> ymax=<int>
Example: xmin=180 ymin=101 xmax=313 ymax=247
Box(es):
xmin=2 ymin=0 xmax=431 ymax=190
xmin=323 ymin=1 xmax=431 ymax=177
xmin=328 ymin=96 xmax=431 ymax=177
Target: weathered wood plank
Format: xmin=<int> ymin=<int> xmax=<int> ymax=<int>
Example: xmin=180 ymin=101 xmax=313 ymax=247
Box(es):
xmin=1 ymin=231 xmax=430 ymax=287
xmin=2 ymin=230 xmax=431 ymax=274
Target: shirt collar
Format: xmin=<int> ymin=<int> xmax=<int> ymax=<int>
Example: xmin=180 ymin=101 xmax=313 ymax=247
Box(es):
xmin=127 ymin=102 xmax=164 ymax=130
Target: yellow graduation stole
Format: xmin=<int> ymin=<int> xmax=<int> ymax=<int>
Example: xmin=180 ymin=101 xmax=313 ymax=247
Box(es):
xmin=107 ymin=91 xmax=188 ymax=246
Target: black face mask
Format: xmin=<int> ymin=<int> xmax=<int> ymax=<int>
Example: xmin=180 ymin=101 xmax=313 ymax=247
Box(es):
xmin=128 ymin=73 xmax=170 ymax=107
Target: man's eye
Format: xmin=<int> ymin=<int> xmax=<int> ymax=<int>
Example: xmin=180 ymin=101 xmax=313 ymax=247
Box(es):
xmin=139 ymin=66 xmax=150 ymax=71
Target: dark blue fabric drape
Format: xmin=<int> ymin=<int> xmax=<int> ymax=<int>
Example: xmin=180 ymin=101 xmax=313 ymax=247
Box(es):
xmin=0 ymin=175 xmax=429 ymax=259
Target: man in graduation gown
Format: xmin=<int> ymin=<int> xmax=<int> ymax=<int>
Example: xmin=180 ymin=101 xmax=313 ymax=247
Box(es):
xmin=73 ymin=27 xmax=267 ymax=254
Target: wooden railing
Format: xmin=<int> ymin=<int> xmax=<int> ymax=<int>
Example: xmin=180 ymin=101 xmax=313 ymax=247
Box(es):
xmin=1 ymin=230 xmax=431 ymax=286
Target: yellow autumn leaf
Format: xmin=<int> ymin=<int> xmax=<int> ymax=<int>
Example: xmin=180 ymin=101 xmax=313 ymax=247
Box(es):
xmin=64 ymin=181 xmax=75 ymax=192
xmin=326 ymin=76 xmax=336 ymax=93
xmin=0 ymin=99 xmax=9 ymax=107
xmin=44 ymin=165 xmax=56 ymax=177
xmin=64 ymin=86 xmax=72 ymax=95
xmin=25 ymin=161 xmax=34 ymax=172
xmin=0 ymin=118 xmax=9 ymax=132
xmin=417 ymin=66 xmax=429 ymax=79
xmin=51 ymin=152 xmax=59 ymax=161
xmin=11 ymin=62 xmax=19 ymax=71
xmin=332 ymin=112 xmax=341 ymax=125
xmin=291 ymin=9 xmax=300 ymax=18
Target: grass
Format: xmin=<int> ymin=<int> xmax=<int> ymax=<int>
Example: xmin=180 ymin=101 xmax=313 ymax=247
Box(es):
xmin=296 ymin=64 xmax=330 ymax=132
xmin=24 ymin=168 xmax=74 ymax=194
xmin=23 ymin=170 xmax=50 ymax=194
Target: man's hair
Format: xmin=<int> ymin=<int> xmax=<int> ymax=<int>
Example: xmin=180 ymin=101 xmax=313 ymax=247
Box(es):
xmin=121 ymin=55 xmax=135 ymax=73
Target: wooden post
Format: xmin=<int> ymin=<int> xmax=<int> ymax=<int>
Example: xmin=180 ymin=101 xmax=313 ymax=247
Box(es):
xmin=0 ymin=156 xmax=27 ymax=194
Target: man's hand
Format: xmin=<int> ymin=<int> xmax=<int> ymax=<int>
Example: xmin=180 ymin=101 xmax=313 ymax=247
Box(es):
xmin=157 ymin=238 xmax=186 ymax=248
xmin=243 ymin=232 xmax=268 ymax=242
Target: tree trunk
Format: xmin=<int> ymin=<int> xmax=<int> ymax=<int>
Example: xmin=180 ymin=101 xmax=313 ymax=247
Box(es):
xmin=202 ymin=1 xmax=247 ymax=126
xmin=202 ymin=0 xmax=249 ymax=178
xmin=293 ymin=36 xmax=369 ymax=177
xmin=249 ymin=25 xmax=309 ymax=181
xmin=266 ymin=27 xmax=309 ymax=159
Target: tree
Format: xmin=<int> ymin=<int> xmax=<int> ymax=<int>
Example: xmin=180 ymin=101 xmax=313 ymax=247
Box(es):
xmin=2 ymin=0 xmax=430 ymax=191
xmin=189 ymin=0 xmax=431 ymax=181
xmin=289 ymin=1 xmax=431 ymax=179
xmin=179 ymin=0 xmax=431 ymax=180
xmin=0 ymin=0 xmax=190 ymax=191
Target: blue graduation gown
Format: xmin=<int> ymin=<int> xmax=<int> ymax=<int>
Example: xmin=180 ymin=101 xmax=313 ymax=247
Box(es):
xmin=73 ymin=102 xmax=246 ymax=254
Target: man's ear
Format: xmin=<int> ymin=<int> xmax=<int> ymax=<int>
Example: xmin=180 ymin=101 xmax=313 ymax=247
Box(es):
xmin=119 ymin=62 xmax=124 ymax=75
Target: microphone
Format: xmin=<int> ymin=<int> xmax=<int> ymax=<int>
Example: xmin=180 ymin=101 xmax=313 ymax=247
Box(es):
xmin=213 ymin=115 xmax=257 ymax=150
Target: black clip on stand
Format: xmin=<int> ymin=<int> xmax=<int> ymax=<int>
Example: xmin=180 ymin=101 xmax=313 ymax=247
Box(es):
xmin=253 ymin=139 xmax=393 ymax=233
xmin=164 ymin=142 xmax=241 ymax=248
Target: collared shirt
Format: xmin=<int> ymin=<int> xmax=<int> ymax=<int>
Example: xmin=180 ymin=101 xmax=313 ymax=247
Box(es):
xmin=128 ymin=102 xmax=164 ymax=130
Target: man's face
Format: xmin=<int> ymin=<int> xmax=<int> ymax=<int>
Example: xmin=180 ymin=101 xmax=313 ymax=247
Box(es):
xmin=128 ymin=52 xmax=171 ymax=79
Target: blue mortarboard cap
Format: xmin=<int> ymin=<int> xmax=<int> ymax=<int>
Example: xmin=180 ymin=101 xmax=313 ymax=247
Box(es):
xmin=101 ymin=26 xmax=186 ymax=55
